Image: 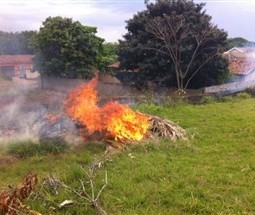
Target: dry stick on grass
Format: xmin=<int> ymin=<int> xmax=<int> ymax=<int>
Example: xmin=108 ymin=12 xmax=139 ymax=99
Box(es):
xmin=81 ymin=170 xmax=108 ymax=215
xmin=42 ymin=174 xmax=62 ymax=196
xmin=44 ymin=170 xmax=108 ymax=215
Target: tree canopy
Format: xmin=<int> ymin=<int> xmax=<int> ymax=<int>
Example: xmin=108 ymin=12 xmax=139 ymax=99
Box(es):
xmin=226 ymin=37 xmax=255 ymax=50
xmin=32 ymin=16 xmax=104 ymax=79
xmin=119 ymin=0 xmax=229 ymax=90
xmin=0 ymin=31 xmax=36 ymax=55
xmin=97 ymin=42 xmax=119 ymax=72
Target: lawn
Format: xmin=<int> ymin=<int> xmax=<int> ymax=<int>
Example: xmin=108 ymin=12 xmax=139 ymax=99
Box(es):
xmin=1 ymin=96 xmax=255 ymax=214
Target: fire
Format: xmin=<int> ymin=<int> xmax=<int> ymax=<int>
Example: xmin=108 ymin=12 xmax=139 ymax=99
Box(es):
xmin=65 ymin=77 xmax=149 ymax=142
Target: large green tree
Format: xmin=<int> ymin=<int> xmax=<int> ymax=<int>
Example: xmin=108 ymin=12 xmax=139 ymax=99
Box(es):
xmin=0 ymin=31 xmax=36 ymax=55
xmin=119 ymin=0 xmax=229 ymax=90
xmin=32 ymin=16 xmax=104 ymax=79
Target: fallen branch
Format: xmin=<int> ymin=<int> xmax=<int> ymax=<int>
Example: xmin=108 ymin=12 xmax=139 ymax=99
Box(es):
xmin=42 ymin=169 xmax=108 ymax=215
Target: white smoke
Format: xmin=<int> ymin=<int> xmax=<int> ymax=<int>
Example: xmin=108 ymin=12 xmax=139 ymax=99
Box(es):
xmin=207 ymin=46 xmax=255 ymax=95
xmin=0 ymin=79 xmax=82 ymax=145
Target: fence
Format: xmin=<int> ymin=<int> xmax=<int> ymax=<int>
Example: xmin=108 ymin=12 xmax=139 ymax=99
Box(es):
xmin=203 ymin=79 xmax=255 ymax=95
xmin=41 ymin=75 xmax=136 ymax=100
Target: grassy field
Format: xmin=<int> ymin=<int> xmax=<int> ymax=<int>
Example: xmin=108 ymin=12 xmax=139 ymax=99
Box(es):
xmin=1 ymin=96 xmax=255 ymax=214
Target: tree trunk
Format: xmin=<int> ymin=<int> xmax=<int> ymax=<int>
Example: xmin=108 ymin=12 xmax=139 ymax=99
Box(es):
xmin=41 ymin=73 xmax=44 ymax=89
xmin=175 ymin=66 xmax=180 ymax=90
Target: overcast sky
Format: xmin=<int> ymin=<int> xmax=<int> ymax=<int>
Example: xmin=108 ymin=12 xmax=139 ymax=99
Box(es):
xmin=0 ymin=0 xmax=254 ymax=42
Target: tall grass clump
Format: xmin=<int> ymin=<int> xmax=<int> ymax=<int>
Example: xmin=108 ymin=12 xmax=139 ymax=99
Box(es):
xmin=200 ymin=95 xmax=216 ymax=104
xmin=7 ymin=138 xmax=69 ymax=158
xmin=235 ymin=92 xmax=252 ymax=99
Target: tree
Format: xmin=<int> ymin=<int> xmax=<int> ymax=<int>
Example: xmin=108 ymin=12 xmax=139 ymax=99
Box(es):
xmin=0 ymin=31 xmax=36 ymax=55
xmin=31 ymin=16 xmax=104 ymax=79
xmin=96 ymin=42 xmax=119 ymax=72
xmin=119 ymin=0 xmax=229 ymax=90
xmin=226 ymin=37 xmax=255 ymax=50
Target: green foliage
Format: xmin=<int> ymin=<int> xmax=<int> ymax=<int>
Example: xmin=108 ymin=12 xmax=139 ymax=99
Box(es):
xmin=219 ymin=95 xmax=234 ymax=102
xmin=235 ymin=92 xmax=252 ymax=99
xmin=97 ymin=42 xmax=119 ymax=71
xmin=226 ymin=37 xmax=255 ymax=50
xmin=200 ymin=95 xmax=216 ymax=104
xmin=119 ymin=0 xmax=229 ymax=89
xmin=7 ymin=139 xmax=69 ymax=158
xmin=0 ymin=31 xmax=36 ymax=54
xmin=31 ymin=16 xmax=104 ymax=79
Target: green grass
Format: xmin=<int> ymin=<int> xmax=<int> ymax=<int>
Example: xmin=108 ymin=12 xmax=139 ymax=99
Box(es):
xmin=6 ymin=139 xmax=69 ymax=158
xmin=1 ymin=98 xmax=255 ymax=214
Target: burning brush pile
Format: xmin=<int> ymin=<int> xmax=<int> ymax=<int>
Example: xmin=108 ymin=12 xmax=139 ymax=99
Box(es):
xmin=65 ymin=77 xmax=187 ymax=150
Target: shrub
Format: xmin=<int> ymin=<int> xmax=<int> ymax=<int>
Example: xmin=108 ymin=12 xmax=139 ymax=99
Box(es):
xmin=201 ymin=96 xmax=215 ymax=104
xmin=7 ymin=138 xmax=69 ymax=158
xmin=235 ymin=92 xmax=251 ymax=99
xmin=219 ymin=95 xmax=234 ymax=102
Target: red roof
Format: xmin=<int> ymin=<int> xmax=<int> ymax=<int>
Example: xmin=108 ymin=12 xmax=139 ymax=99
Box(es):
xmin=229 ymin=60 xmax=255 ymax=75
xmin=224 ymin=47 xmax=255 ymax=75
xmin=0 ymin=55 xmax=34 ymax=65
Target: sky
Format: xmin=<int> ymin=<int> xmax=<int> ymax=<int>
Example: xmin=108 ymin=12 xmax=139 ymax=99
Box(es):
xmin=0 ymin=0 xmax=254 ymax=42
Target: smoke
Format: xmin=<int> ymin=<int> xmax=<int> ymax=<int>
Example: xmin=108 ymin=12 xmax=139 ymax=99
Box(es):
xmin=242 ymin=49 xmax=255 ymax=82
xmin=206 ymin=46 xmax=255 ymax=95
xmin=0 ymin=80 xmax=83 ymax=145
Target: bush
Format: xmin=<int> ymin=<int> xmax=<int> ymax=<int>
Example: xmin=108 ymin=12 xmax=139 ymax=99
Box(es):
xmin=201 ymin=96 xmax=216 ymax=104
xmin=235 ymin=92 xmax=251 ymax=99
xmin=7 ymin=138 xmax=69 ymax=158
xmin=219 ymin=95 xmax=234 ymax=102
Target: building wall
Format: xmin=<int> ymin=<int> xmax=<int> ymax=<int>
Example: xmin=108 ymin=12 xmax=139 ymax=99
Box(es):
xmin=0 ymin=63 xmax=33 ymax=79
xmin=203 ymin=79 xmax=255 ymax=95
xmin=0 ymin=66 xmax=15 ymax=79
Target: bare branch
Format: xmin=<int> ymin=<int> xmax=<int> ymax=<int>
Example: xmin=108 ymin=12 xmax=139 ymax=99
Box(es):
xmin=146 ymin=13 xmax=224 ymax=90
xmin=95 ymin=171 xmax=108 ymax=202
xmin=184 ymin=50 xmax=220 ymax=89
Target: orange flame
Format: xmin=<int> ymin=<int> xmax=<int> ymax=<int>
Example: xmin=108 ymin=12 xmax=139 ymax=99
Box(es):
xmin=65 ymin=77 xmax=149 ymax=142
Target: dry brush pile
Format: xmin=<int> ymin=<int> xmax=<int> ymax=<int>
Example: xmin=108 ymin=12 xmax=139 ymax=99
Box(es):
xmin=0 ymin=173 xmax=40 ymax=215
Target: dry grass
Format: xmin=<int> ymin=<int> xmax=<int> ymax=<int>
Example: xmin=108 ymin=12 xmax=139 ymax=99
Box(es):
xmin=0 ymin=173 xmax=40 ymax=215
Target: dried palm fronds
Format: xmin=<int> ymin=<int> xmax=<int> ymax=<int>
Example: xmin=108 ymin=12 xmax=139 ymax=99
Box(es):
xmin=0 ymin=173 xmax=40 ymax=215
xmin=147 ymin=114 xmax=187 ymax=141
